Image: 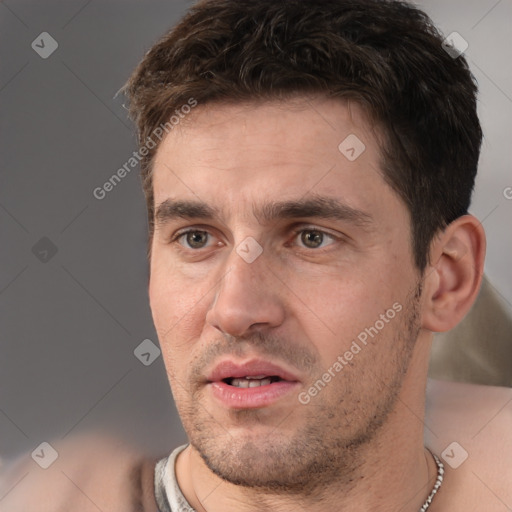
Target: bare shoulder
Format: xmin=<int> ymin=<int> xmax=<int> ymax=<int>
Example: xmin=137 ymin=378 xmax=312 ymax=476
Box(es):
xmin=424 ymin=379 xmax=512 ymax=510
xmin=0 ymin=432 xmax=160 ymax=512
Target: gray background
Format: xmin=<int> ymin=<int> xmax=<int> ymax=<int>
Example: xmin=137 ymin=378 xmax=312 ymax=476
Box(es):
xmin=1 ymin=0 xmax=511 ymax=461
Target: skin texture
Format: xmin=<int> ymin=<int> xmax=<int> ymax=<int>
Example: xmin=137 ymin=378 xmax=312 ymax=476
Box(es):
xmin=146 ymin=97 xmax=491 ymax=511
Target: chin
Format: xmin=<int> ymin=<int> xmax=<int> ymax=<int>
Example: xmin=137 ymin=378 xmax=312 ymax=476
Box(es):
xmin=190 ymin=426 xmax=352 ymax=495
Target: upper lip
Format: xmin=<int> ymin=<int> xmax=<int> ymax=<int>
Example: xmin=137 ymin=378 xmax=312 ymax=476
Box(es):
xmin=206 ymin=359 xmax=301 ymax=383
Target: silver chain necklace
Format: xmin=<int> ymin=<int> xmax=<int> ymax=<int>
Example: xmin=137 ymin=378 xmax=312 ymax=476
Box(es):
xmin=419 ymin=451 xmax=444 ymax=511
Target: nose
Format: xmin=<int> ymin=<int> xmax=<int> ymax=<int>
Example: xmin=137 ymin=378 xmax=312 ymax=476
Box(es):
xmin=205 ymin=246 xmax=286 ymax=337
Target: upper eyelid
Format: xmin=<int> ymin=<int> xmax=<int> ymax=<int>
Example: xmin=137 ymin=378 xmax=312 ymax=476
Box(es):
xmin=170 ymin=225 xmax=214 ymax=239
xmin=290 ymin=225 xmax=339 ymax=238
xmin=172 ymin=227 xmax=215 ymax=245
xmin=172 ymin=224 xmax=338 ymax=237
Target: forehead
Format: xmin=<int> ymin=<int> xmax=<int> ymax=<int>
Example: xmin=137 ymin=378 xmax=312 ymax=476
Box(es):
xmin=151 ymin=97 xmax=402 ymax=223
xmin=155 ymin=97 xmax=379 ymax=164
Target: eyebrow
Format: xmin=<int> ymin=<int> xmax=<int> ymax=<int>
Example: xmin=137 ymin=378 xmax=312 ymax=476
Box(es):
xmin=154 ymin=195 xmax=373 ymax=228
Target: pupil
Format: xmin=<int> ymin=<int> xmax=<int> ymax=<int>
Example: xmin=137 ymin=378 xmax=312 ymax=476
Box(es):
xmin=187 ymin=231 xmax=207 ymax=248
xmin=302 ymin=230 xmax=323 ymax=248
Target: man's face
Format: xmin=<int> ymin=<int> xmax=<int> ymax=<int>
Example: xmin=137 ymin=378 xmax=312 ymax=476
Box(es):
xmin=149 ymin=98 xmax=423 ymax=491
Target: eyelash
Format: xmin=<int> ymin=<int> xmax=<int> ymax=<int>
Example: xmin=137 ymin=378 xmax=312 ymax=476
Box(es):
xmin=169 ymin=226 xmax=341 ymax=252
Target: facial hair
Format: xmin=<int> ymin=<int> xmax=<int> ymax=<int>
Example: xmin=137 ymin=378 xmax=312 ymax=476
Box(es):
xmin=172 ymin=282 xmax=423 ymax=496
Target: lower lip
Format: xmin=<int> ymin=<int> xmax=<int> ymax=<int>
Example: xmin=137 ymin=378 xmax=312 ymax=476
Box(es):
xmin=209 ymin=380 xmax=300 ymax=409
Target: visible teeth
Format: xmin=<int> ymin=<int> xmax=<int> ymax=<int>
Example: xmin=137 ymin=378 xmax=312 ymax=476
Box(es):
xmin=232 ymin=378 xmax=250 ymax=388
xmin=231 ymin=377 xmax=273 ymax=388
xmin=249 ymin=378 xmax=272 ymax=387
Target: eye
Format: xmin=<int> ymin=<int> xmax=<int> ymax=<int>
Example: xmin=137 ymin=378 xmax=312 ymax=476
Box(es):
xmin=293 ymin=228 xmax=337 ymax=249
xmin=174 ymin=229 xmax=216 ymax=250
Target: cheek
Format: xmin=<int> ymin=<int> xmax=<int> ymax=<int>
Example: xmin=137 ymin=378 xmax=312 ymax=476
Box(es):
xmin=292 ymin=271 xmax=402 ymax=359
xmin=150 ymin=282 xmax=207 ymax=388
xmin=149 ymin=266 xmax=211 ymax=351
xmin=293 ymin=272 xmax=374 ymax=322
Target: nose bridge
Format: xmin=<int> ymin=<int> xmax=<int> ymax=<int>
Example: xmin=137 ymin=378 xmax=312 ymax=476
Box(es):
xmin=217 ymin=239 xmax=265 ymax=305
xmin=206 ymin=239 xmax=284 ymax=336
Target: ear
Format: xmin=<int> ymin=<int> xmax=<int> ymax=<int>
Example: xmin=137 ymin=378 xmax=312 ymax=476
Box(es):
xmin=421 ymin=215 xmax=486 ymax=332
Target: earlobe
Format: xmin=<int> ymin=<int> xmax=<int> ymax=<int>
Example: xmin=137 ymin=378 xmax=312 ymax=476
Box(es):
xmin=421 ymin=215 xmax=486 ymax=333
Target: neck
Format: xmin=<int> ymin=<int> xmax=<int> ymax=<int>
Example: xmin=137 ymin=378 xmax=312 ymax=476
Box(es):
xmin=176 ymin=335 xmax=439 ymax=512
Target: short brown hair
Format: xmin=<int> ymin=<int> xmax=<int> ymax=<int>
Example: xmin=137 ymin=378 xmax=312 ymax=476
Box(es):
xmin=123 ymin=0 xmax=482 ymax=270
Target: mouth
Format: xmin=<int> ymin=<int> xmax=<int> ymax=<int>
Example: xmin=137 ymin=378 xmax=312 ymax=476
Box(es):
xmin=222 ymin=375 xmax=284 ymax=388
xmin=207 ymin=358 xmax=300 ymax=385
xmin=205 ymin=359 xmax=301 ymax=409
